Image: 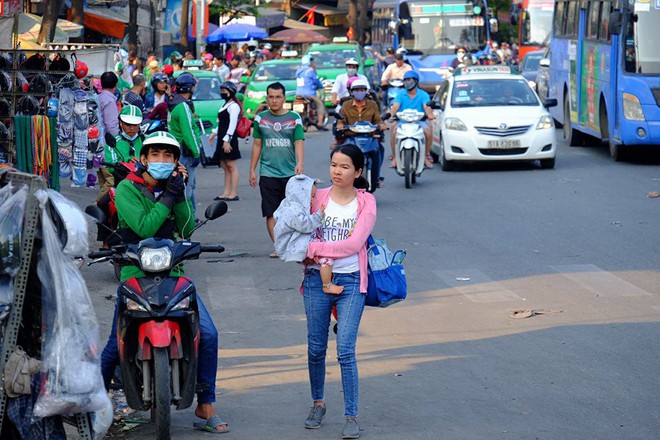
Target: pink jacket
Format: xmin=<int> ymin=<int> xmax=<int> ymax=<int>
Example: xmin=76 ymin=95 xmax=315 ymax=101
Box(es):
xmin=306 ymin=187 xmax=377 ymax=293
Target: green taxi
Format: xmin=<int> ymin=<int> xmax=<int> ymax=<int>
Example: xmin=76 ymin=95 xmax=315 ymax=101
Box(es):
xmin=173 ymin=61 xmax=225 ymax=128
xmin=242 ymin=58 xmax=302 ymax=119
xmin=304 ymin=39 xmax=380 ymax=108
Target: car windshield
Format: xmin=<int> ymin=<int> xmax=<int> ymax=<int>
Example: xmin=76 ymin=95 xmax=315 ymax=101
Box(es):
xmin=191 ymin=77 xmax=222 ymax=101
xmin=451 ymin=78 xmax=539 ymax=107
xmin=253 ymin=63 xmax=301 ymax=81
xmin=522 ymin=54 xmax=542 ymax=72
xmin=307 ymin=49 xmax=358 ymax=69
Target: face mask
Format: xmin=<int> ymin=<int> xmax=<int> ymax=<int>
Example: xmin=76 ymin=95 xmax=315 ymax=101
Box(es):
xmin=352 ymin=91 xmax=367 ymax=101
xmin=121 ymin=131 xmax=139 ymax=142
xmin=404 ymin=80 xmax=417 ymax=91
xmin=457 ymin=52 xmax=465 ymax=61
xmin=148 ymin=162 xmax=175 ymax=180
xmin=221 ymin=93 xmax=231 ymax=100
xmin=346 ymin=67 xmax=358 ymax=76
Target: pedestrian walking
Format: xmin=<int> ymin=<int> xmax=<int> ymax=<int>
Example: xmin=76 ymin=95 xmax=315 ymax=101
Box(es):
xmin=249 ymin=82 xmax=305 ymax=257
xmin=209 ymin=81 xmax=242 ymax=202
xmin=301 ymin=144 xmax=376 ymax=439
xmin=98 ymin=71 xmax=120 ymax=137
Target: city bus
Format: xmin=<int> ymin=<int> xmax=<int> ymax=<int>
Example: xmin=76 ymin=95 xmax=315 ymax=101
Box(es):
xmin=510 ymin=0 xmax=554 ymax=61
xmin=548 ymin=0 xmax=660 ymax=160
xmin=371 ymin=0 xmax=497 ymax=92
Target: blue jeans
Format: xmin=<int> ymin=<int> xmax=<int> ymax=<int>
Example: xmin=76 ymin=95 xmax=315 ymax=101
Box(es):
xmin=100 ymin=288 xmax=219 ymax=404
xmin=303 ymin=269 xmax=365 ymax=417
xmin=180 ymin=155 xmax=197 ymax=215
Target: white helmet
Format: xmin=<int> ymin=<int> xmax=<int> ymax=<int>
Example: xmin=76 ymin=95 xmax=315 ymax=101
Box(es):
xmin=349 ymin=78 xmax=369 ymax=90
xmin=345 ymin=58 xmax=359 ymax=66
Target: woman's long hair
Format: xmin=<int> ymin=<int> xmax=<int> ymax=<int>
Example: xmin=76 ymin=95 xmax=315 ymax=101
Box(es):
xmin=330 ymin=144 xmax=369 ymax=189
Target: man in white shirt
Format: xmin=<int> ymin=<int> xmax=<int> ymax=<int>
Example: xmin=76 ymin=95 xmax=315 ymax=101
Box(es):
xmin=380 ymin=52 xmax=412 ymax=86
xmin=331 ymin=58 xmax=370 ymax=107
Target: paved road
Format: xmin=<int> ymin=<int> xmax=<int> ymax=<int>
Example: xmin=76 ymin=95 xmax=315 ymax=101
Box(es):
xmin=66 ymin=129 xmax=660 ymax=439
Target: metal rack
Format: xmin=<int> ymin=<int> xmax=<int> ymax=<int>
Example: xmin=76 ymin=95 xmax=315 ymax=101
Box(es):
xmin=0 ymin=170 xmax=93 ymax=439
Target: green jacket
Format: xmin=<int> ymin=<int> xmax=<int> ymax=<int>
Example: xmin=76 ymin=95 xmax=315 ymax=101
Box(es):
xmin=168 ymin=95 xmax=202 ymax=159
xmin=105 ymin=134 xmax=143 ymax=164
xmin=117 ymin=76 xmax=132 ymax=93
xmin=115 ymin=173 xmax=195 ymax=281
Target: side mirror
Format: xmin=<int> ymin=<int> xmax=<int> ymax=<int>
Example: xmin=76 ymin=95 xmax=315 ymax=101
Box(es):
xmin=539 ymin=58 xmax=550 ymax=68
xmin=205 ymin=201 xmax=228 ymax=220
xmin=543 ymin=98 xmax=558 ymax=108
xmin=489 ymin=18 xmax=499 ymax=33
xmin=428 ymin=101 xmax=442 ymax=110
xmin=608 ymin=11 xmax=622 ymax=35
xmin=104 ymin=132 xmax=116 ymax=148
xmin=364 ymin=59 xmax=374 ymax=67
xmin=85 ymin=204 xmax=106 ymax=224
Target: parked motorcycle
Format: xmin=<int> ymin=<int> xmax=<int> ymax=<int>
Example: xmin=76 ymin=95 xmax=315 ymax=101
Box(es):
xmin=86 ymin=202 xmax=228 ymax=440
xmin=388 ymin=109 xmax=427 ymax=188
xmin=335 ymin=117 xmax=384 ymax=193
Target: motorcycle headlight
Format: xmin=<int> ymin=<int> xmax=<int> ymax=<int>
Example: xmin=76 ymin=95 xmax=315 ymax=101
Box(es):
xmin=126 ymin=298 xmax=148 ymax=312
xmin=139 ymin=247 xmax=172 ymax=272
xmin=396 ymin=112 xmax=421 ymax=122
xmin=171 ymin=295 xmax=191 ymax=311
xmin=293 ymin=103 xmax=305 ymax=113
xmin=623 ymin=93 xmax=645 ymax=121
xmin=352 ymin=125 xmax=377 ymax=134
xmin=536 ymin=114 xmax=554 ymax=130
xmin=247 ymin=90 xmax=266 ymax=99
xmin=445 ymin=117 xmax=467 ymax=131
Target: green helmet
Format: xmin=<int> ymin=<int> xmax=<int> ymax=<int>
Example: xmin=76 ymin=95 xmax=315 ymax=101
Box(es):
xmin=141 ymin=131 xmax=181 ymax=160
xmin=119 ymin=104 xmax=143 ymax=125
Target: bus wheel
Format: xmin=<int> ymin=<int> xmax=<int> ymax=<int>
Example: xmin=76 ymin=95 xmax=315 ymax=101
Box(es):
xmin=609 ymin=143 xmax=627 ymax=162
xmin=563 ymin=94 xmax=583 ymax=147
xmin=601 ymin=105 xmax=626 ymax=162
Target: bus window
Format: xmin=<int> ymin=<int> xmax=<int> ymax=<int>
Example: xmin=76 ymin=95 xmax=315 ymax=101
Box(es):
xmin=554 ymin=1 xmax=565 ymax=37
xmin=586 ymin=1 xmax=600 ymax=39
xmin=599 ymin=2 xmax=611 ymax=41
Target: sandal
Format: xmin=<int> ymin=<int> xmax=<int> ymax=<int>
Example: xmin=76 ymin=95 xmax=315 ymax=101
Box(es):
xmin=193 ymin=415 xmax=230 ymax=434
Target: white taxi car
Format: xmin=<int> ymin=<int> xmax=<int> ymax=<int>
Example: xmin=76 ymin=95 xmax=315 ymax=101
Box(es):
xmin=430 ymin=66 xmax=558 ymax=170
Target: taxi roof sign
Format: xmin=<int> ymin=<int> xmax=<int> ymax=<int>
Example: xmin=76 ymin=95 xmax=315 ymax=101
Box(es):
xmin=454 ymin=65 xmax=514 ymax=76
xmin=183 ymin=59 xmax=204 ymax=69
xmin=281 ymin=50 xmax=299 ymax=58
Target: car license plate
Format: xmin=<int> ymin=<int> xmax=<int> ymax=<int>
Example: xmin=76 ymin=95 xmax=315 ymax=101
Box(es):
xmin=293 ymin=104 xmax=305 ymax=113
xmin=283 ymin=102 xmax=292 ymax=110
xmin=487 ymin=139 xmax=521 ymax=148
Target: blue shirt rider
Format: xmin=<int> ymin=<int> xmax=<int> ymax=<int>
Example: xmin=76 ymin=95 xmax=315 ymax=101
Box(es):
xmin=295 ymin=55 xmax=328 ymax=130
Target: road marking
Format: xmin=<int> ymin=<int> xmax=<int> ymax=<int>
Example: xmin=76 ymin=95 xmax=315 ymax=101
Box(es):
xmin=550 ymin=264 xmax=651 ymax=297
xmin=435 ymin=269 xmax=523 ymax=303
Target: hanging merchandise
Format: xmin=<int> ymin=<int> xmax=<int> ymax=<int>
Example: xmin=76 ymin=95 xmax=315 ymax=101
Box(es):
xmin=32 ymin=189 xmax=112 ymax=434
xmin=0 ymin=183 xmax=28 ymax=276
xmin=0 ymin=275 xmax=11 ymax=322
xmin=74 ymin=60 xmax=89 ymax=79
xmin=47 ymin=94 xmax=58 ymax=118
xmin=32 ymin=116 xmax=53 ymax=178
xmin=0 ymin=70 xmax=12 ymax=92
xmin=57 ymin=148 xmax=72 ymax=178
xmin=16 ymin=95 xmax=40 ymax=115
xmin=28 ymin=73 xmax=52 ymax=94
xmin=0 ymin=52 xmax=12 ymax=70
xmin=15 ymin=71 xmax=28 ymax=93
xmin=57 ymin=88 xmax=74 ymax=148
xmin=0 ymin=97 xmax=10 ymax=118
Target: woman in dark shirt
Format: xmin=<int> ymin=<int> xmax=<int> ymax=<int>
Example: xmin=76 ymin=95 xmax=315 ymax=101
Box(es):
xmin=210 ymin=81 xmax=241 ymax=201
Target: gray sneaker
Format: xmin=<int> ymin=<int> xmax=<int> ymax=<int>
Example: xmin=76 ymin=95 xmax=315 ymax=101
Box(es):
xmin=304 ymin=405 xmax=326 ymax=429
xmin=342 ymin=416 xmax=361 ymax=439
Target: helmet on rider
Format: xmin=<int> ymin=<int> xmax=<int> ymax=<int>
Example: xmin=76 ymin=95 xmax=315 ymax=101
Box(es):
xmin=345 ymin=57 xmax=359 ymax=76
xmin=141 ymin=131 xmax=181 ymax=161
xmin=150 ymin=73 xmax=168 ymax=92
xmin=119 ymin=104 xmax=143 ymax=125
xmin=220 ymin=81 xmax=237 ymax=97
xmin=349 ymin=78 xmax=369 ymax=101
xmin=487 ymin=53 xmax=502 ymax=65
xmin=301 ymin=55 xmax=312 ymax=67
xmin=174 ymin=72 xmax=196 ymax=94
xmin=402 ymin=70 xmax=419 ymax=91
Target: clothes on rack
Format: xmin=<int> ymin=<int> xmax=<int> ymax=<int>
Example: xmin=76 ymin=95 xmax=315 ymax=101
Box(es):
xmin=13 ymin=116 xmax=58 ymax=191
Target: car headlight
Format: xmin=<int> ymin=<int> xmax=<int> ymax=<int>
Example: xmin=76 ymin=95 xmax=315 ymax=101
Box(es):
xmin=445 ymin=117 xmax=467 ymax=131
xmin=247 ymin=90 xmax=266 ymax=99
xmin=536 ymin=114 xmax=554 ymax=130
xmin=126 ymin=298 xmax=148 ymax=312
xmin=623 ymin=93 xmax=645 ymax=121
xmin=139 ymin=247 xmax=172 ymax=272
xmin=171 ymin=295 xmax=191 ymax=311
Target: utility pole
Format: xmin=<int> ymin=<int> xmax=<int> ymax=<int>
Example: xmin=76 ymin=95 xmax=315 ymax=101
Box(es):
xmin=38 ymin=0 xmax=64 ymax=44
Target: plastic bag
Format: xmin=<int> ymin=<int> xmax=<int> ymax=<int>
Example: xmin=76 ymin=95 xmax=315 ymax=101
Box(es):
xmin=33 ymin=189 xmax=111 ymax=438
xmin=0 ymin=183 xmax=28 ymax=276
xmin=44 ymin=189 xmax=89 ymax=257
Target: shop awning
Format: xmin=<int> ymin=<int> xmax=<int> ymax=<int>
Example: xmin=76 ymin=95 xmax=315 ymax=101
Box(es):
xmin=255 ymin=8 xmax=286 ymax=29
xmin=282 ymin=18 xmax=328 ymax=32
xmin=295 ymin=2 xmax=348 ymax=27
xmin=17 ymin=13 xmax=84 ymax=43
xmin=79 ymin=7 xmax=128 ymax=40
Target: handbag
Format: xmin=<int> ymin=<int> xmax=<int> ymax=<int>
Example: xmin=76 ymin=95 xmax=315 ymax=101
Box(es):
xmin=234 ymin=100 xmax=252 ymax=138
xmin=365 ymin=235 xmax=407 ymax=307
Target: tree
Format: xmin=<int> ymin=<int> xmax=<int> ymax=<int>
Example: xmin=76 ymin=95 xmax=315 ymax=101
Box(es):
xmin=69 ymin=0 xmax=84 ymax=43
xmin=128 ymin=0 xmax=139 ymax=53
xmin=209 ymin=0 xmax=260 ymax=26
xmin=179 ymin=0 xmax=190 ymax=52
xmin=38 ymin=0 xmax=65 ymax=44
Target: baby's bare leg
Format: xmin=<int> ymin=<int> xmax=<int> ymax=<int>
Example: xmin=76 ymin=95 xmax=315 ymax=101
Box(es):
xmin=320 ymin=264 xmax=344 ymax=294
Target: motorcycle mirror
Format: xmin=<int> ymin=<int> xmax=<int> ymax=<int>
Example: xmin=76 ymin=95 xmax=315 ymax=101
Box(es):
xmin=381 ymin=112 xmax=391 ymax=120
xmin=334 ymin=112 xmax=344 ymax=121
xmin=205 ymin=201 xmax=228 ymax=220
xmin=84 ymin=204 xmax=107 ymax=224
xmin=105 ymin=132 xmax=117 ymax=148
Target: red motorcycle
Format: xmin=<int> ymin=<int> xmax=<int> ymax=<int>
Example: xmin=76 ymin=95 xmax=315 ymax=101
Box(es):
xmin=87 ymin=202 xmax=228 ymax=440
